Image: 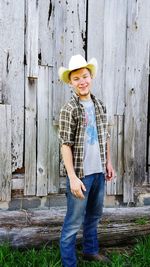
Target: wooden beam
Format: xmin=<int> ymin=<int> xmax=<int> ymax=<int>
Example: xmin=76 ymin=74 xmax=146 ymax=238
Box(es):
xmin=48 ymin=67 xmax=59 ymax=193
xmin=0 ymin=207 xmax=150 ymax=248
xmin=107 ymin=115 xmax=124 ymax=195
xmin=36 ymin=66 xmax=49 ymax=196
xmin=24 ymin=78 xmax=37 ymax=195
xmin=26 ymin=0 xmax=39 ymax=78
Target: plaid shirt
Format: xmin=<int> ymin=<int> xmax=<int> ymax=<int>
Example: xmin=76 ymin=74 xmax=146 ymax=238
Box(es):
xmin=59 ymin=93 xmax=109 ymax=178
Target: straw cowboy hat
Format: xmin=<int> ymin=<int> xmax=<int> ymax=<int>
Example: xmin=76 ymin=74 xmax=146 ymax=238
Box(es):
xmin=58 ymin=54 xmax=98 ymax=83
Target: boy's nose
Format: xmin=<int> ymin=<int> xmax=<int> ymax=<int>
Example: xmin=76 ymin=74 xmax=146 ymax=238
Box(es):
xmin=79 ymin=78 xmax=85 ymax=84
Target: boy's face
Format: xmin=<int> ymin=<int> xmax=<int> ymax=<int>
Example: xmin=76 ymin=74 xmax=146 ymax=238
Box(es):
xmin=69 ymin=68 xmax=92 ymax=100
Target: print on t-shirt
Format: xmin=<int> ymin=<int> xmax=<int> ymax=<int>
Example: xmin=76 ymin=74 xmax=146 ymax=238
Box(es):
xmin=85 ymin=106 xmax=98 ymax=145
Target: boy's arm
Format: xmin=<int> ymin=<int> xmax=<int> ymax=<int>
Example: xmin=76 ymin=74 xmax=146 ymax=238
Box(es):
xmin=61 ymin=144 xmax=86 ymax=199
xmin=105 ymin=138 xmax=115 ymax=180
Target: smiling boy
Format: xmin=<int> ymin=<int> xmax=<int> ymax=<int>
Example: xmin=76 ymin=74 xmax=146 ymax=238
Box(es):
xmin=58 ymin=55 xmax=114 ymax=267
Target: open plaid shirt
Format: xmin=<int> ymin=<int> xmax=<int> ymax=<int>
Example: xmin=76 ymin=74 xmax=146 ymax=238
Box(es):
xmin=59 ymin=93 xmax=109 ymax=178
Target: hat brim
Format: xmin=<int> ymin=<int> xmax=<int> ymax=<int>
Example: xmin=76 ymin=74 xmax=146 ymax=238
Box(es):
xmin=58 ymin=58 xmax=98 ymax=84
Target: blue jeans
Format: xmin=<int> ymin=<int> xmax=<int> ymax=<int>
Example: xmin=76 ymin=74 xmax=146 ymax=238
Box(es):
xmin=60 ymin=173 xmax=105 ymax=267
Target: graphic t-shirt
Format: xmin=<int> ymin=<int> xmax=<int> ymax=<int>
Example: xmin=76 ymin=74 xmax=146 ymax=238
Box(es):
xmin=80 ymin=99 xmax=103 ymax=176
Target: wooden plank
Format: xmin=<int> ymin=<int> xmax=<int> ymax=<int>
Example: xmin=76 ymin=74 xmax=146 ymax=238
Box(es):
xmin=24 ymin=78 xmax=37 ymax=196
xmin=52 ymin=0 xmax=87 ymax=122
xmin=107 ymin=115 xmax=124 ymax=195
xmin=48 ymin=68 xmax=59 ymax=193
xmin=116 ymin=115 xmax=124 ymax=194
xmin=124 ymin=0 xmax=150 ymax=202
xmin=0 ymin=105 xmax=11 ymax=201
xmin=36 ymin=66 xmax=49 ymax=196
xmin=107 ymin=115 xmax=118 ymax=195
xmin=26 ymin=0 xmax=39 ymax=78
xmin=0 ymin=0 xmax=24 ymax=172
xmin=38 ymin=0 xmax=54 ymax=66
xmin=88 ymin=0 xmax=126 ymax=198
xmin=88 ymin=0 xmax=127 ymax=118
xmin=102 ymin=0 xmax=127 ymax=117
xmin=87 ymin=0 xmax=104 ymax=100
xmin=124 ymin=116 xmax=135 ymax=203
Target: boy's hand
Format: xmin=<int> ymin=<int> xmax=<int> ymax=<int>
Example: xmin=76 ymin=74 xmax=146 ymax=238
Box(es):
xmin=106 ymin=161 xmax=115 ymax=181
xmin=69 ymin=176 xmax=86 ymax=199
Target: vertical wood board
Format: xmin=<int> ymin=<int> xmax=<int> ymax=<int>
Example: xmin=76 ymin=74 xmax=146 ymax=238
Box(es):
xmin=26 ymin=0 xmax=39 ymax=78
xmin=124 ymin=117 xmax=135 ymax=203
xmin=36 ymin=66 xmax=49 ymax=196
xmin=0 ymin=0 xmax=24 ymax=172
xmin=107 ymin=115 xmax=124 ymax=195
xmin=48 ymin=68 xmax=59 ymax=193
xmin=0 ymin=105 xmax=11 ymax=201
xmin=24 ymin=77 xmax=37 ymax=196
xmin=52 ymin=0 xmax=87 ymax=122
xmin=102 ymin=0 xmax=127 ymax=121
xmin=88 ymin=0 xmax=127 ymax=119
xmin=87 ymin=0 xmax=105 ymax=100
xmin=117 ymin=115 xmax=124 ymax=194
xmin=107 ymin=115 xmax=118 ymax=195
xmin=124 ymin=0 xmax=150 ymax=203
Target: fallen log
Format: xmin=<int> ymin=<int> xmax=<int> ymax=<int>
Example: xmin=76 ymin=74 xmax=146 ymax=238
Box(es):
xmin=0 ymin=206 xmax=150 ymax=248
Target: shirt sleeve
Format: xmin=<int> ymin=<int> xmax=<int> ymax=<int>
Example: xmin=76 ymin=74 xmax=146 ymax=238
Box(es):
xmin=59 ymin=106 xmax=76 ymax=146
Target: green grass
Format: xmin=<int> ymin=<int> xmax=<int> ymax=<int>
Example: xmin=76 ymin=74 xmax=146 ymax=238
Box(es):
xmin=135 ymin=217 xmax=149 ymax=225
xmin=0 ymin=236 xmax=150 ymax=267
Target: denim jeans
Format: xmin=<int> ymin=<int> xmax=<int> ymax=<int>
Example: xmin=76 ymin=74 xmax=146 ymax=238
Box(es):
xmin=60 ymin=173 xmax=105 ymax=267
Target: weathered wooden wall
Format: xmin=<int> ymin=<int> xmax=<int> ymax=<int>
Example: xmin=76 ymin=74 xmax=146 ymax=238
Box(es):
xmin=88 ymin=0 xmax=150 ymax=203
xmin=0 ymin=0 xmax=24 ymax=172
xmin=0 ymin=0 xmax=150 ymax=207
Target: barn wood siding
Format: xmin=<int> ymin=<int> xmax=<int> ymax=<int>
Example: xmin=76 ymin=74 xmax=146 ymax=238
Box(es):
xmin=0 ymin=0 xmax=24 ymax=172
xmin=0 ymin=0 xmax=150 ymax=205
xmin=124 ymin=0 xmax=150 ymax=202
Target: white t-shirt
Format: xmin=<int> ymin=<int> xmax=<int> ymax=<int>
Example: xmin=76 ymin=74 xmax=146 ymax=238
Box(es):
xmin=80 ymin=99 xmax=103 ymax=176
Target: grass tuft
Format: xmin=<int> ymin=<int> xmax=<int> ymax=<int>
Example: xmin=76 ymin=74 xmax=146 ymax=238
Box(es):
xmin=135 ymin=217 xmax=149 ymax=225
